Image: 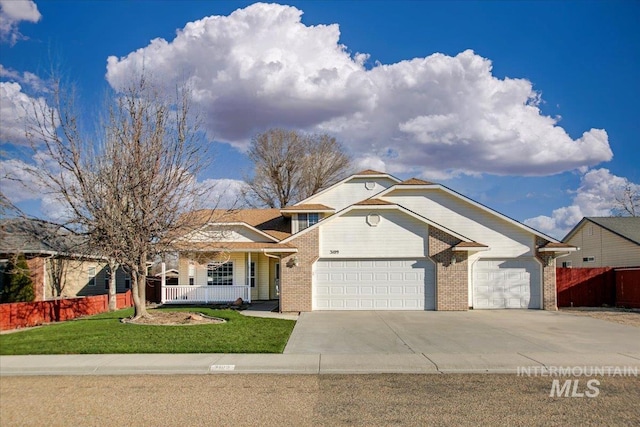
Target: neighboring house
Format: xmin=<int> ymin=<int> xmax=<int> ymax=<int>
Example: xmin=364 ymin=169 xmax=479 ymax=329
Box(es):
xmin=168 ymin=170 xmax=575 ymax=311
xmin=0 ymin=219 xmax=130 ymax=301
xmin=561 ymin=217 xmax=640 ymax=268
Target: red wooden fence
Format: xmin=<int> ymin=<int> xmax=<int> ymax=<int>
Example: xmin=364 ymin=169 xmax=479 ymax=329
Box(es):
xmin=556 ymin=268 xmax=615 ymax=307
xmin=615 ymin=268 xmax=640 ymax=309
xmin=0 ymin=291 xmax=133 ymax=331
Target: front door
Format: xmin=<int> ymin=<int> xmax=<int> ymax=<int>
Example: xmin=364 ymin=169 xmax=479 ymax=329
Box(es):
xmin=269 ymin=260 xmax=280 ymax=299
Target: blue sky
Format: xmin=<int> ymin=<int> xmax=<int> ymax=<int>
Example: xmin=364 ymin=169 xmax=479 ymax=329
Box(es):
xmin=1 ymin=0 xmax=638 ymax=239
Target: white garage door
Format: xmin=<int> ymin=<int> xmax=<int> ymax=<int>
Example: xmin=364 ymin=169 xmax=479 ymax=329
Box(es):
xmin=473 ymin=258 xmax=541 ymax=309
xmin=314 ymin=259 xmax=435 ymax=310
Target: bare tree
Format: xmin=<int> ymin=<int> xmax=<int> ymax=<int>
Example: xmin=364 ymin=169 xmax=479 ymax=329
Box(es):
xmin=613 ymin=183 xmax=639 ymax=217
xmin=25 ymin=74 xmax=213 ymax=319
xmin=299 ymin=133 xmax=352 ymax=200
xmin=244 ymin=128 xmax=351 ymax=207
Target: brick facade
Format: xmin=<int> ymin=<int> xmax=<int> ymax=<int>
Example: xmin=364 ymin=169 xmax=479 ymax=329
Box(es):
xmin=536 ymin=237 xmax=558 ymax=311
xmin=279 ymin=226 xmax=555 ymax=313
xmin=428 ymin=227 xmax=469 ymax=311
xmin=280 ymin=228 xmax=319 ymax=312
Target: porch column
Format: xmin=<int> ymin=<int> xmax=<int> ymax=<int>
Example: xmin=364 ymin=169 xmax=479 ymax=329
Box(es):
xmin=247 ymin=252 xmax=252 ymax=303
xmin=160 ymin=262 xmax=166 ymax=304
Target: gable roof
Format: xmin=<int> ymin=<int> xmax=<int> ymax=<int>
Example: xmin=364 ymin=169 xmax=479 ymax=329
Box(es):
xmin=354 ymin=198 xmax=395 ymax=206
xmin=178 ymin=209 xmax=291 ymax=241
xmin=354 ymin=169 xmax=386 ymax=175
xmin=400 ymin=178 xmax=435 ymax=185
xmin=375 ymin=180 xmax=560 ymax=243
xmin=170 ymin=241 xmax=297 ymax=253
xmin=294 ymin=170 xmax=402 ymax=207
xmin=280 ymin=204 xmax=336 ymax=219
xmin=281 ymin=198 xmax=476 ymax=245
xmin=564 ymin=217 xmax=640 ymax=245
xmin=0 ymin=218 xmax=88 ymax=256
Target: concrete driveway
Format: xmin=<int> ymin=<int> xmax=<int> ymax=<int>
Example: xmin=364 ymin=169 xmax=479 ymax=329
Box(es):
xmin=284 ymin=310 xmax=640 ymax=356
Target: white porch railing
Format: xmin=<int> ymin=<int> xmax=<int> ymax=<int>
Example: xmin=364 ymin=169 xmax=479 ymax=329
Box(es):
xmin=162 ymin=285 xmax=251 ymax=304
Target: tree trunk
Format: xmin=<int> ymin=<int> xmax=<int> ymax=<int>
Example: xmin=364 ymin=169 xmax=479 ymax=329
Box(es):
xmin=131 ymin=261 xmax=150 ymax=319
xmin=108 ymin=261 xmax=117 ymax=311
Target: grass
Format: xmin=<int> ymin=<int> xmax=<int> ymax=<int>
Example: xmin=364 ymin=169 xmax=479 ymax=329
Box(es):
xmin=0 ymin=307 xmax=295 ymax=355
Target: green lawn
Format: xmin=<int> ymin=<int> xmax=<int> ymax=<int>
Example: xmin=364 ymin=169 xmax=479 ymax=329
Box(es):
xmin=0 ymin=307 xmax=295 ymax=355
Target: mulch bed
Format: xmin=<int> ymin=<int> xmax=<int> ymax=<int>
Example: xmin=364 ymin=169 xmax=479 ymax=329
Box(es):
xmin=122 ymin=311 xmax=226 ymax=326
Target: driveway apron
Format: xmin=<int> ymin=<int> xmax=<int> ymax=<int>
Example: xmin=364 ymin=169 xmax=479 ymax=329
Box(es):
xmin=283 ymin=310 xmax=640 ymax=355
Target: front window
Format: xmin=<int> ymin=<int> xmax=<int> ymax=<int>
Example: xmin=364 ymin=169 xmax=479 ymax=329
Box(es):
xmin=207 ymin=262 xmax=233 ymax=286
xmin=87 ymin=267 xmax=96 ymax=286
xmin=188 ymin=262 xmax=195 ymax=286
xmin=250 ymin=262 xmax=256 ymax=288
xmin=298 ymin=213 xmax=319 ymax=231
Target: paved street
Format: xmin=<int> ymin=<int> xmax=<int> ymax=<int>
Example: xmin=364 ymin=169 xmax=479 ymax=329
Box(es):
xmin=1 ymin=374 xmax=639 ymax=426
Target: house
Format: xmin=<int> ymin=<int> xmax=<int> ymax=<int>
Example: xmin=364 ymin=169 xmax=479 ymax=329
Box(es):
xmin=167 ymin=170 xmax=575 ymax=311
xmin=0 ymin=219 xmax=130 ymax=301
xmin=561 ymin=217 xmax=640 ymax=268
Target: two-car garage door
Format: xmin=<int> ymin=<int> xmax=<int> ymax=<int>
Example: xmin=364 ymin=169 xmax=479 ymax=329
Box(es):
xmin=313 ymin=257 xmax=542 ymax=310
xmin=314 ymin=259 xmax=435 ymax=310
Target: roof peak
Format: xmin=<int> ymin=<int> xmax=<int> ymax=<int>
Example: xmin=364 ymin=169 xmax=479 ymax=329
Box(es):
xmin=400 ymin=178 xmax=436 ymax=185
xmin=354 ymin=169 xmax=387 ymax=175
xmin=354 ymin=198 xmax=395 ymax=206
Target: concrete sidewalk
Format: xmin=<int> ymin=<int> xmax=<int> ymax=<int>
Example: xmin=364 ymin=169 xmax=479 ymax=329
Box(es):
xmin=2 ymin=352 xmax=639 ymax=376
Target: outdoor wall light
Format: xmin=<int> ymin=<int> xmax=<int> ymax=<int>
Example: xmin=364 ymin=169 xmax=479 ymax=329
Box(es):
xmin=451 ymin=254 xmax=457 ymax=265
xmin=293 ymin=256 xmax=299 ymax=267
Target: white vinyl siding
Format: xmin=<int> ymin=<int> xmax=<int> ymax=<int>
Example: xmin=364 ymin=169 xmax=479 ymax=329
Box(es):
xmin=320 ymin=210 xmax=429 ymax=258
xmin=304 ymin=177 xmax=398 ymax=211
xmin=472 ymin=258 xmax=541 ymax=309
xmin=383 ymin=189 xmax=533 ymax=257
xmin=314 ymin=258 xmax=435 ymax=310
xmin=182 ymin=224 xmax=275 ymax=243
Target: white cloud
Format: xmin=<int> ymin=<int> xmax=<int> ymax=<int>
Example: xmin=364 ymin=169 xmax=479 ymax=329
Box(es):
xmin=524 ymin=168 xmax=638 ymax=239
xmin=0 ymin=157 xmax=45 ymax=202
xmin=0 ymin=64 xmax=49 ymax=92
xmin=0 ymin=81 xmax=52 ymax=145
xmin=106 ymin=3 xmax=612 ymax=177
xmin=0 ymin=0 xmax=41 ymax=45
xmin=198 ymin=178 xmax=249 ymax=209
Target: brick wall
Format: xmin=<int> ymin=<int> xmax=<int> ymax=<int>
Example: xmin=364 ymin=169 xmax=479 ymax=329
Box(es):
xmin=536 ymin=237 xmax=558 ymax=311
xmin=429 ymin=227 xmax=468 ymax=311
xmin=280 ymin=228 xmax=318 ymax=312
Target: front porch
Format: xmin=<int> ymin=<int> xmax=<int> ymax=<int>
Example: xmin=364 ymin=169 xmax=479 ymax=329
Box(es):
xmin=161 ymin=247 xmax=294 ymax=304
xmin=162 ymin=284 xmax=253 ymax=304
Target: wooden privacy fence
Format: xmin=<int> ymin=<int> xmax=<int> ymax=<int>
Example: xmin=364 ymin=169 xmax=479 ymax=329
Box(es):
xmin=0 ymin=291 xmax=133 ymax=331
xmin=616 ymin=268 xmax=640 ymax=309
xmin=557 ymin=267 xmax=640 ymax=308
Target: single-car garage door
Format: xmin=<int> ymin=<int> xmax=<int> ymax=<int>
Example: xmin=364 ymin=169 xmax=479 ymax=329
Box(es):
xmin=473 ymin=258 xmax=541 ymax=309
xmin=314 ymin=259 xmax=435 ymax=310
